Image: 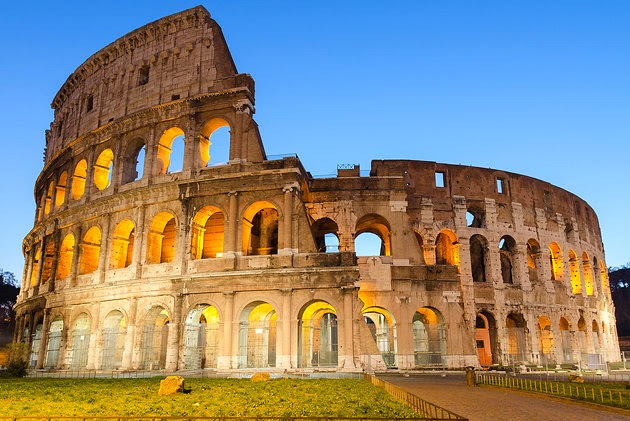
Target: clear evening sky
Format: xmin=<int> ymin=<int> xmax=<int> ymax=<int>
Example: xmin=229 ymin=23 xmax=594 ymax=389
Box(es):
xmin=0 ymin=1 xmax=628 ymax=277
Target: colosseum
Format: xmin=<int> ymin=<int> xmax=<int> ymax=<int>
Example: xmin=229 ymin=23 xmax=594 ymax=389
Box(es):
xmin=13 ymin=6 xmax=620 ymax=373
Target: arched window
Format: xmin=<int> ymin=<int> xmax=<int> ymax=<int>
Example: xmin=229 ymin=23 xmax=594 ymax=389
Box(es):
xmin=599 ymin=260 xmax=610 ymax=297
xmin=238 ymin=302 xmax=277 ymax=368
xmin=29 ymin=243 xmax=41 ymax=287
xmin=200 ymin=118 xmax=231 ymax=167
xmin=499 ymin=236 xmax=516 ymax=284
xmin=506 ymin=313 xmax=527 ymax=362
xmin=184 ymin=305 xmax=220 ymax=369
xmin=93 ymin=148 xmax=114 ymax=190
xmin=55 ymin=171 xmax=68 ymax=207
xmin=549 ymin=242 xmax=563 ymax=281
xmin=70 ymin=313 xmax=91 ymax=369
xmin=140 ymin=307 xmax=170 ymax=370
xmin=57 ymin=233 xmax=75 ymax=279
xmin=582 ymin=252 xmax=594 ymax=296
xmin=435 ymin=230 xmax=458 ymax=266
xmin=71 ymin=159 xmax=88 ymax=200
xmin=44 ymin=181 xmax=54 ymax=215
xmin=559 ymin=316 xmax=572 ymax=363
xmin=592 ymin=320 xmax=601 ymax=354
xmin=110 ymin=219 xmax=135 ymax=268
xmin=242 ymin=202 xmax=278 ymax=256
xmin=121 ymin=138 xmax=146 ymax=184
xmin=568 ymin=250 xmax=582 ymax=294
xmin=355 ymin=214 xmax=391 ymax=256
xmin=191 ymin=206 xmax=225 ymax=259
xmin=412 ymin=307 xmax=446 ymax=366
xmin=45 ymin=318 xmax=63 ymax=369
xmin=299 ymin=301 xmax=338 ymax=368
xmin=469 ymin=234 xmax=487 ymax=283
xmin=157 ymin=127 xmax=185 ymax=174
xmin=466 ymin=206 xmax=484 ymax=228
xmin=526 ymin=239 xmax=540 ymax=283
xmin=537 ymin=316 xmax=554 ymax=360
xmin=362 ymin=307 xmax=397 ymax=368
xmin=79 ymin=226 xmax=101 ymax=274
xmin=147 ymin=212 xmax=176 ymax=264
xmin=101 ymin=311 xmax=126 ymax=370
xmin=41 ymin=238 xmax=56 ymax=284
xmin=312 ymin=217 xmax=340 ymax=253
xmin=475 ymin=312 xmax=498 ymax=366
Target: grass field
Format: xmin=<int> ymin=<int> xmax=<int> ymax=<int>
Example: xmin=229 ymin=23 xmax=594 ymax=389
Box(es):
xmin=0 ymin=377 xmax=419 ymax=418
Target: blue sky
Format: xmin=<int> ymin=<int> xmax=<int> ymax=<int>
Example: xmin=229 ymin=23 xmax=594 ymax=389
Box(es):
xmin=0 ymin=1 xmax=628 ymax=276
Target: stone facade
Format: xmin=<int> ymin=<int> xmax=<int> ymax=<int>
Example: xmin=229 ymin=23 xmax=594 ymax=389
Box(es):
xmin=14 ymin=6 xmax=619 ymax=373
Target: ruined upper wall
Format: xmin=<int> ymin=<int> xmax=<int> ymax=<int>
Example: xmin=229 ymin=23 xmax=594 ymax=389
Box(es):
xmin=45 ymin=6 xmax=238 ymax=162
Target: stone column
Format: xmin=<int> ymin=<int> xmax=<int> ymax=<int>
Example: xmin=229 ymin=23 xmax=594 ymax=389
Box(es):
xmin=280 ymin=185 xmax=294 ymax=254
xmin=515 ymin=243 xmax=531 ymax=291
xmin=219 ymin=291 xmax=235 ymax=369
xmin=166 ymin=294 xmax=184 ymax=371
xmin=145 ymin=124 xmax=157 ymax=179
xmin=35 ymin=309 xmax=50 ymax=369
xmin=225 ymin=191 xmax=239 ymax=256
xmin=70 ymin=226 xmax=82 ymax=287
xmin=98 ymin=214 xmax=111 ymax=283
xmin=340 ymin=286 xmax=356 ymax=369
xmin=421 ymin=245 xmax=437 ymax=266
xmin=133 ymin=206 xmax=146 ymax=278
xmin=86 ymin=304 xmax=101 ymax=370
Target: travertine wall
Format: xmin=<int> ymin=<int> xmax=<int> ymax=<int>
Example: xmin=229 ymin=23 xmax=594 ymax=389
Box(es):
xmin=14 ymin=6 xmax=619 ymax=373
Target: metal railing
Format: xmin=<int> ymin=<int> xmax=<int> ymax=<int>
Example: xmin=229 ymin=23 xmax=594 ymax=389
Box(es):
xmin=364 ymin=374 xmax=468 ymax=420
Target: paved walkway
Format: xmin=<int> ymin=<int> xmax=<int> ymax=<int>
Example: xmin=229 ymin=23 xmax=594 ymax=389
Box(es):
xmin=382 ymin=373 xmax=630 ymax=421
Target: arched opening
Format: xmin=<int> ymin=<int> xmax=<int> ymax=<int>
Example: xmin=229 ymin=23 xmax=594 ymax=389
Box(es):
xmin=29 ymin=243 xmax=41 ymax=287
xmin=506 ymin=313 xmax=527 ymax=363
xmin=599 ymin=260 xmax=610 ymax=297
xmin=435 ymin=229 xmax=459 ymax=266
xmin=57 ymin=233 xmax=75 ymax=279
xmin=537 ymin=316 xmax=555 ymax=365
xmin=475 ymin=312 xmax=498 ymax=366
xmin=157 ymin=127 xmax=185 ymax=174
xmin=41 ymin=238 xmax=56 ymax=284
xmin=499 ymin=236 xmax=516 ymax=284
xmin=93 ymin=148 xmax=114 ymax=190
xmin=140 ymin=307 xmax=170 ymax=370
xmin=110 ymin=219 xmax=135 ymax=269
xmin=582 ymin=252 xmax=594 ymax=296
xmin=311 ymin=217 xmax=340 ymax=253
xmin=71 ymin=159 xmax=88 ymax=200
xmin=29 ymin=322 xmax=43 ymax=368
xmin=183 ymin=305 xmax=220 ymax=369
xmin=147 ymin=212 xmax=176 ymax=264
xmin=299 ymin=301 xmax=338 ymax=368
xmin=238 ymin=302 xmax=277 ymax=368
xmin=559 ymin=317 xmax=573 ymax=363
xmin=55 ymin=171 xmax=67 ymax=208
xmin=363 ymin=307 xmax=397 ymax=367
xmin=79 ymin=226 xmax=101 ymax=275
xmin=44 ymin=181 xmax=54 ymax=215
xmin=354 ymin=232 xmax=383 ymax=256
xmin=101 ymin=310 xmax=126 ymax=370
xmin=577 ymin=317 xmax=587 ymax=354
xmin=549 ymin=242 xmax=564 ymax=281
xmin=592 ymin=320 xmax=601 ymax=354
xmin=412 ymin=307 xmax=446 ymax=366
xmin=191 ymin=206 xmax=225 ymax=259
xmin=70 ymin=313 xmax=91 ymax=369
xmin=469 ymin=234 xmax=488 ymax=283
xmin=466 ymin=207 xmax=484 ymax=228
xmin=121 ymin=139 xmax=146 ymax=184
xmin=45 ymin=318 xmax=63 ymax=369
xmin=355 ymin=214 xmax=391 ymax=256
xmin=568 ymin=250 xmax=582 ymax=294
xmin=242 ymin=202 xmax=278 ymax=256
xmin=200 ymin=118 xmax=231 ymax=166
xmin=527 ymin=239 xmax=540 ymax=283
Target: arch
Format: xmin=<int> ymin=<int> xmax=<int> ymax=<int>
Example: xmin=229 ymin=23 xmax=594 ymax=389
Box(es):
xmin=29 ymin=243 xmax=41 ymax=287
xmin=93 ymin=148 xmax=114 ymax=190
xmin=41 ymin=238 xmax=56 ymax=284
xmin=312 ymin=217 xmax=340 ymax=253
xmin=499 ymin=235 xmax=516 ymax=284
xmin=412 ymin=307 xmax=446 ymax=366
xmin=44 ymin=317 xmax=64 ymax=369
xmin=549 ymin=242 xmax=564 ymax=281
xmin=537 ymin=316 xmax=555 ymax=364
xmin=576 ymin=316 xmax=588 ymax=355
xmin=79 ymin=226 xmax=101 ymax=274
xmin=475 ymin=311 xmax=498 ymax=366
xmin=70 ymin=313 xmax=91 ymax=369
xmin=140 ymin=306 xmax=170 ymax=370
xmin=559 ymin=316 xmax=573 ymax=363
xmin=568 ymin=250 xmax=582 ymax=294
xmin=299 ymin=300 xmax=338 ymax=368
xmin=582 ymin=252 xmax=594 ymax=296
xmin=526 ymin=239 xmax=540 ymax=283
xmin=242 ymin=201 xmax=278 ymax=256
xmin=435 ymin=229 xmax=459 ymax=266
xmin=183 ymin=304 xmax=220 ymax=369
xmin=29 ymin=321 xmax=43 ymax=368
xmin=147 ymin=212 xmax=176 ymax=264
xmin=506 ymin=313 xmax=527 ymax=362
xmin=200 ymin=118 xmax=231 ymax=166
xmin=238 ymin=301 xmax=277 ymax=368
xmin=469 ymin=234 xmax=488 ymax=283
xmin=55 ymin=171 xmax=68 ymax=207
xmin=121 ymin=138 xmax=146 ymax=184
xmin=362 ymin=306 xmax=397 ymax=367
xmin=355 ymin=214 xmax=391 ymax=256
xmin=599 ymin=260 xmax=610 ymax=296
xmin=592 ymin=320 xmax=601 ymax=354
xmin=57 ymin=233 xmax=75 ymax=279
xmin=466 ymin=206 xmax=484 ymax=228
xmin=157 ymin=127 xmax=185 ymax=174
xmin=101 ymin=310 xmax=127 ymax=369
xmin=44 ymin=181 xmax=54 ymax=215
xmin=71 ymin=159 xmax=88 ymax=200
xmin=191 ymin=206 xmax=225 ymax=259
xmin=110 ymin=219 xmax=135 ymax=268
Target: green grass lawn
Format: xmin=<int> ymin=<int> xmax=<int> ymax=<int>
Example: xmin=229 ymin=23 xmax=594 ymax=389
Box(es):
xmin=0 ymin=377 xmax=419 ymax=418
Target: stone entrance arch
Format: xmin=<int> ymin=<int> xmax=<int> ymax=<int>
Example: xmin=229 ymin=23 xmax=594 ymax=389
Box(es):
xmin=475 ymin=311 xmax=498 ymax=366
xmin=70 ymin=313 xmax=91 ymax=369
xmin=362 ymin=306 xmax=397 ymax=367
xmin=299 ymin=301 xmax=338 ymax=368
xmin=184 ymin=304 xmax=220 ymax=369
xmin=45 ymin=318 xmax=63 ymax=369
xmin=238 ymin=302 xmax=277 ymax=368
xmin=100 ymin=310 xmax=126 ymax=369
xmin=140 ymin=306 xmax=170 ymax=369
xmin=412 ymin=307 xmax=446 ymax=366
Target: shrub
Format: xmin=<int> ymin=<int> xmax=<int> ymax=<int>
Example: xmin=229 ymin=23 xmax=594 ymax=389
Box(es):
xmin=0 ymin=343 xmax=29 ymax=378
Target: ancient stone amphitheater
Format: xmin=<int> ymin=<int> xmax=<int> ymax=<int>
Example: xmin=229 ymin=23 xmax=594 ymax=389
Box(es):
xmin=14 ymin=6 xmax=619 ymax=373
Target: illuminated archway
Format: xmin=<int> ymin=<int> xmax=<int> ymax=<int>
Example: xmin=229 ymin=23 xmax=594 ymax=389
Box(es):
xmin=183 ymin=305 xmax=220 ymax=369
xmin=44 ymin=318 xmax=63 ymax=369
xmin=157 ymin=127 xmax=185 ymax=174
xmin=71 ymin=159 xmax=88 ymax=200
xmin=79 ymin=226 xmax=101 ymax=274
xmin=121 ymin=138 xmax=146 ymax=184
xmin=238 ymin=302 xmax=277 ymax=368
xmin=70 ymin=313 xmax=91 ymax=369
xmin=592 ymin=320 xmax=601 ymax=354
xmin=101 ymin=310 xmax=126 ymax=369
xmin=55 ymin=171 xmax=67 ymax=207
xmin=470 ymin=234 xmax=488 ymax=283
xmin=526 ymin=239 xmax=540 ymax=283
xmin=147 ymin=212 xmax=176 ymax=264
xmin=412 ymin=307 xmax=446 ymax=366
xmin=312 ymin=217 xmax=339 ymax=253
xmin=549 ymin=242 xmax=563 ymax=281
xmin=506 ymin=313 xmax=527 ymax=362
xmin=582 ymin=252 xmax=594 ymax=296
xmin=355 ymin=214 xmax=391 ymax=256
xmin=435 ymin=229 xmax=459 ymax=267
xmin=537 ymin=316 xmax=555 ymax=364
xmin=475 ymin=311 xmax=498 ymax=366
xmin=93 ymin=148 xmax=114 ymax=190
xmin=568 ymin=250 xmax=582 ymax=294
xmin=363 ymin=306 xmax=397 ymax=367
xmin=200 ymin=118 xmax=230 ymax=166
xmin=559 ymin=316 xmax=573 ymax=363
xmin=57 ymin=233 xmax=75 ymax=279
xmin=299 ymin=301 xmax=338 ymax=368
xmin=110 ymin=219 xmax=135 ymax=268
xmin=140 ymin=306 xmax=170 ymax=370
xmin=41 ymin=238 xmax=56 ymax=284
xmin=242 ymin=202 xmax=278 ymax=256
xmin=191 ymin=206 xmax=225 ymax=259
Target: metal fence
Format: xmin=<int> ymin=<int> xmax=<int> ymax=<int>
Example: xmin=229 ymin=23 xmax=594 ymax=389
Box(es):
xmin=364 ymin=374 xmax=467 ymax=420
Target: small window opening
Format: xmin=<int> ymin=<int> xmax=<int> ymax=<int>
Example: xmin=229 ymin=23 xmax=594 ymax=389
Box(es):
xmin=435 ymin=171 xmax=445 ymax=188
xmin=138 ymin=65 xmax=150 ymax=86
xmin=86 ymin=95 xmax=94 ymax=112
xmin=171 ymin=94 xmax=180 ymax=101
xmin=496 ymin=178 xmax=505 ymax=194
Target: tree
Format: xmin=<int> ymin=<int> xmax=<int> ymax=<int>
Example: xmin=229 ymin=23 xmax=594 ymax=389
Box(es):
xmin=609 ymin=265 xmax=630 ymax=337
xmin=0 ymin=269 xmax=20 ymax=346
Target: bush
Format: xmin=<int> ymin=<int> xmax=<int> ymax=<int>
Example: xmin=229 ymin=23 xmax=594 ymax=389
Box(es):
xmin=0 ymin=343 xmax=29 ymax=378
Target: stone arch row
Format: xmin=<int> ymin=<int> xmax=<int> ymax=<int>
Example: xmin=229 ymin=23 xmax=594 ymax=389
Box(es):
xmin=475 ymin=309 xmax=615 ymax=367
xmin=17 ymin=297 xmax=446 ymax=371
xmin=36 ymin=118 xmax=232 ymax=222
